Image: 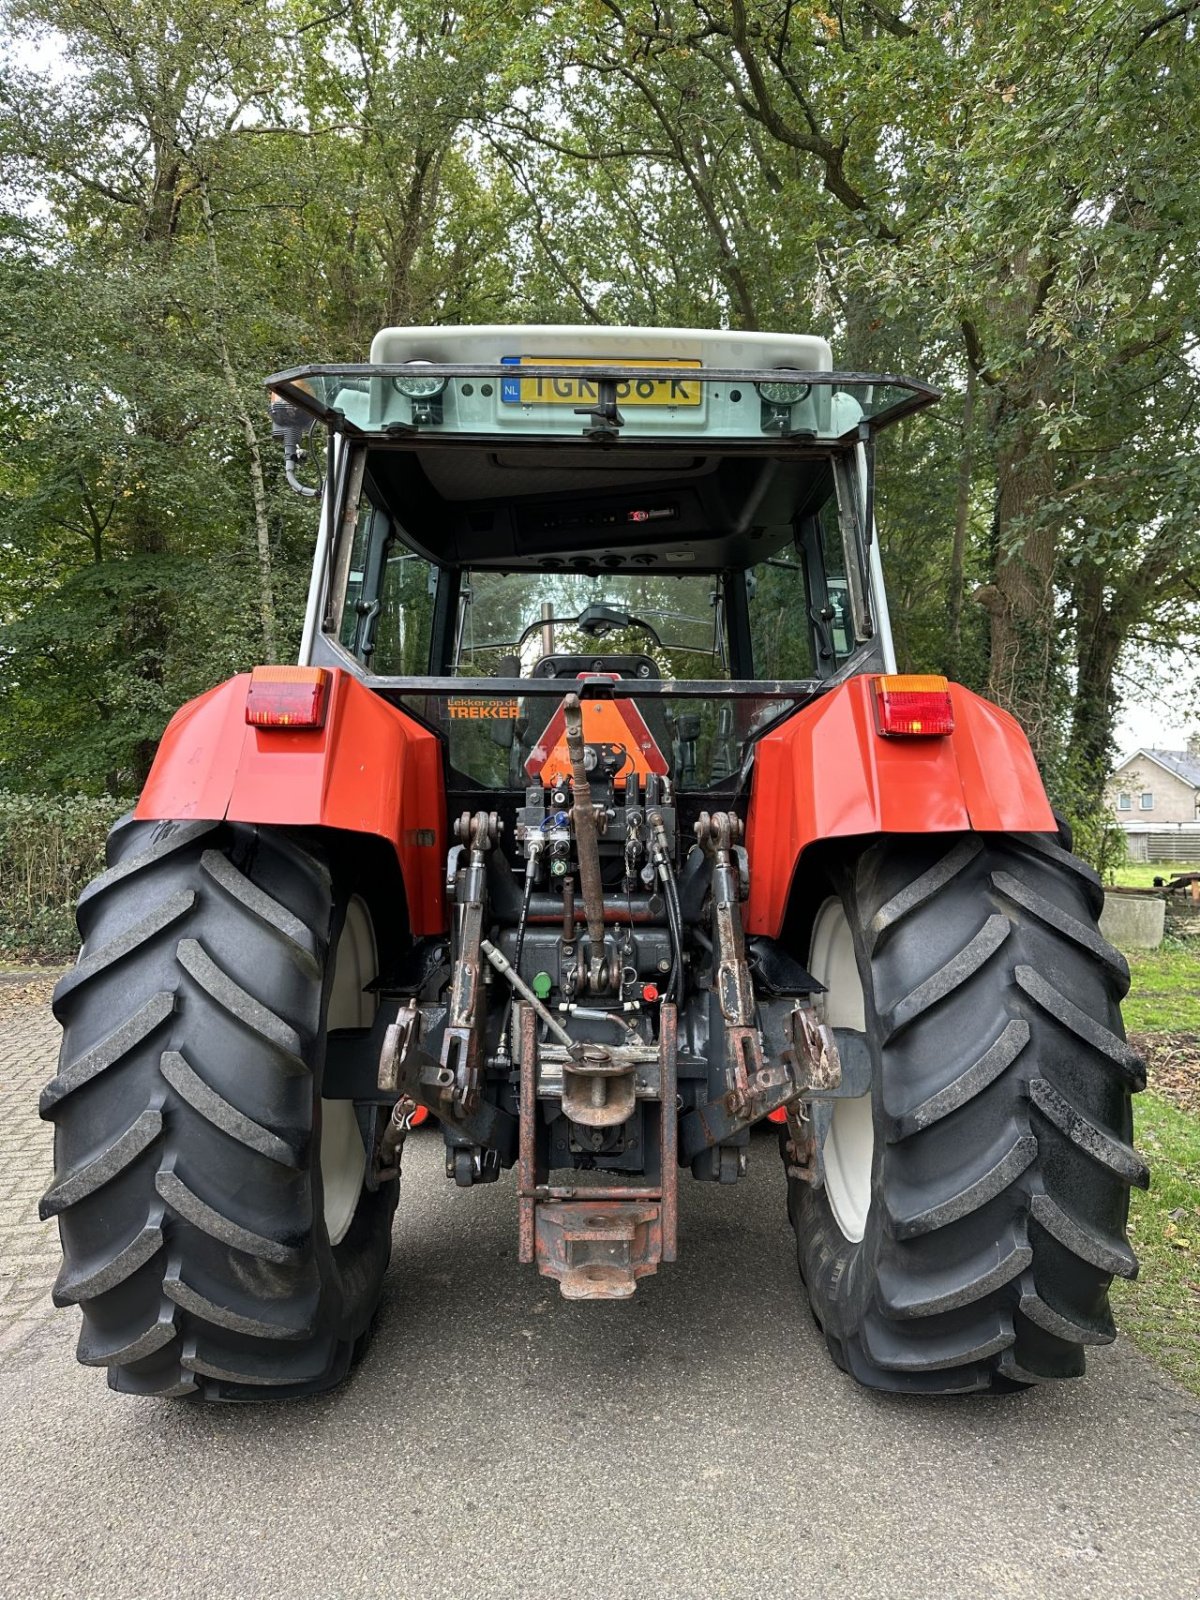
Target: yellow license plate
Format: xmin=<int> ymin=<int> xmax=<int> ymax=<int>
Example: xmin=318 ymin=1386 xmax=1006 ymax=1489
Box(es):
xmin=500 ymin=356 xmax=702 ymax=407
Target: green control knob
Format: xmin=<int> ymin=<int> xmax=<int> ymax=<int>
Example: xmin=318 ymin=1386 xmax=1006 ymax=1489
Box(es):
xmin=532 ymin=971 xmax=553 ymax=1001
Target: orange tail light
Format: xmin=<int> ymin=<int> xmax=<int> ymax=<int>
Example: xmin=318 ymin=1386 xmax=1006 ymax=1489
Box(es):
xmin=245 ymin=666 xmax=330 ymax=729
xmin=873 ymin=674 xmax=954 ymax=737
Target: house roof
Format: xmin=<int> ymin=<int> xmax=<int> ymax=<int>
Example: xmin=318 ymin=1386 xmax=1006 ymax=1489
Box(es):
xmin=1115 ymin=748 xmax=1200 ymax=789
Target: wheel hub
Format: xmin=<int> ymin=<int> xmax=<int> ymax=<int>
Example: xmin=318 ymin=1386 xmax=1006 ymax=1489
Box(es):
xmin=321 ymin=896 xmax=375 ymax=1245
xmin=809 ymin=899 xmax=873 ymax=1244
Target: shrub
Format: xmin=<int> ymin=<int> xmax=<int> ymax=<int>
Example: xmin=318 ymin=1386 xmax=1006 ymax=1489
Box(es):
xmin=0 ymin=793 xmax=129 ymax=963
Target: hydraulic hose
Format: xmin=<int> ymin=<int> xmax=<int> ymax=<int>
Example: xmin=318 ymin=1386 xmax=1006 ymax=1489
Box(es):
xmin=650 ymin=810 xmax=685 ymax=1002
xmin=513 ymin=843 xmax=539 ymax=979
xmin=506 ymin=849 xmax=539 ymax=1063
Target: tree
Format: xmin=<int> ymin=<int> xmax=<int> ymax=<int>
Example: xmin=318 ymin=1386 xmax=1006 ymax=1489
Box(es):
xmin=0 ymin=0 xmax=533 ymax=789
xmin=490 ymin=0 xmax=1200 ymax=794
xmin=1 ymin=0 xmax=1196 ymax=843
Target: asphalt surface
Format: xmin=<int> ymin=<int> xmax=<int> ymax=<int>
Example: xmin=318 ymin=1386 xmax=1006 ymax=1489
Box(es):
xmin=3 ymin=984 xmax=1199 ymax=1600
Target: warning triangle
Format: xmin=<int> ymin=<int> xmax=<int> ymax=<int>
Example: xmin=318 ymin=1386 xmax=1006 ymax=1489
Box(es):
xmin=526 ymin=678 xmax=668 ymax=784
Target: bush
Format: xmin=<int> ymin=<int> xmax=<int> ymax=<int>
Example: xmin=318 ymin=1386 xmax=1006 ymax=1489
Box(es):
xmin=1076 ymin=814 xmax=1129 ymax=883
xmin=0 ymin=792 xmax=129 ymax=963
xmin=1051 ymin=769 xmax=1129 ymax=880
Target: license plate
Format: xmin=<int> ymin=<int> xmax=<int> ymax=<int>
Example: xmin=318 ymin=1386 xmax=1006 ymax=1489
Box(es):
xmin=500 ymin=356 xmax=702 ymax=407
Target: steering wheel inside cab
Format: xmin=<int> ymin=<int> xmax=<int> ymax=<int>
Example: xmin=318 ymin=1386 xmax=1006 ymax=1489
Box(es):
xmin=514 ymin=603 xmax=664 ymax=682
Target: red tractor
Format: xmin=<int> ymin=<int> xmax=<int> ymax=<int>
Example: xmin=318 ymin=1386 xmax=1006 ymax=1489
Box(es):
xmin=41 ymin=327 xmax=1146 ymax=1400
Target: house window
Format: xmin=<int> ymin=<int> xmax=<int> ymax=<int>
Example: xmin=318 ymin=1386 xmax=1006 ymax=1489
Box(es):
xmin=1117 ymin=793 xmax=1131 ymax=811
xmin=1140 ymin=792 xmax=1154 ymax=810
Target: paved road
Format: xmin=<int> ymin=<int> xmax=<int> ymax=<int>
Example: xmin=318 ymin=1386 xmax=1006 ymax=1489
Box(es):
xmin=2 ymin=983 xmax=1199 ymax=1600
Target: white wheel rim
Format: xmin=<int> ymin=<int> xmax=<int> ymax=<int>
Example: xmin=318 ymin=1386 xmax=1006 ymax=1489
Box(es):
xmin=809 ymin=898 xmax=873 ymax=1245
xmin=321 ymin=896 xmax=375 ymax=1246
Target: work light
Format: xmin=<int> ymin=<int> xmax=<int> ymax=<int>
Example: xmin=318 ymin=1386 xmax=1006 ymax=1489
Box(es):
xmin=391 ymin=366 xmax=447 ymax=399
xmin=756 ymin=379 xmax=811 ymax=405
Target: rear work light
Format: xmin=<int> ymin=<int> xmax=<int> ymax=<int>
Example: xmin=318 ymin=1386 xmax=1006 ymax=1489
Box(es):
xmin=873 ymin=674 xmax=955 ymax=737
xmin=245 ymin=666 xmax=330 ymax=729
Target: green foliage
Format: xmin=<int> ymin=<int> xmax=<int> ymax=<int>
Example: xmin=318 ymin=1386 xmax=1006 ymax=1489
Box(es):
xmin=0 ymin=791 xmax=126 ymax=960
xmin=1113 ymin=861 xmax=1200 ymax=889
xmin=1114 ymin=1090 xmax=1200 ymax=1396
xmin=489 ymin=0 xmax=1200 ymax=776
xmin=1045 ymin=762 xmax=1131 ymax=876
xmin=1124 ymin=946 xmax=1200 ymax=1035
xmin=0 ymin=0 xmax=1197 ymax=824
xmin=1113 ymin=942 xmax=1200 ymax=1394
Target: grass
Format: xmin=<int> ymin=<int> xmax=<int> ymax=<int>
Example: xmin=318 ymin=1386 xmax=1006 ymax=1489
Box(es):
xmin=1110 ymin=860 xmax=1200 ymax=889
xmin=1113 ymin=1090 xmax=1200 ymax=1396
xmin=1112 ymin=937 xmax=1200 ymax=1394
xmin=1123 ymin=944 xmax=1200 ymax=1034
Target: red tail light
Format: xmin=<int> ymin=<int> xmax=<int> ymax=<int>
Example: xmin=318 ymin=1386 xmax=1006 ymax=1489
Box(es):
xmin=767 ymin=1105 xmax=788 ymax=1125
xmin=245 ymin=666 xmax=330 ymax=729
xmin=409 ymin=1104 xmax=429 ymax=1128
xmin=873 ymin=674 xmax=955 ymax=737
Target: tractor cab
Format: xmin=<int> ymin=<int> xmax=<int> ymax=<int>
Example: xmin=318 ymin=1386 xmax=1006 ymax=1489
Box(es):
xmin=267 ymin=325 xmax=938 ymax=803
xmin=250 ymin=325 xmax=954 ymax=1288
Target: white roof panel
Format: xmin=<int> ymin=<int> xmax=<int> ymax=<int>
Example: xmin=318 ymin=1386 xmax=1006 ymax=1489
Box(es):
xmin=369 ymin=324 xmax=833 ymax=372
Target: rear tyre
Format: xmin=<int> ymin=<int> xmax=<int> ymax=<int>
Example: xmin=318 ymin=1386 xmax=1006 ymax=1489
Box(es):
xmin=790 ymin=832 xmax=1147 ymax=1394
xmin=40 ymin=816 xmax=398 ymax=1400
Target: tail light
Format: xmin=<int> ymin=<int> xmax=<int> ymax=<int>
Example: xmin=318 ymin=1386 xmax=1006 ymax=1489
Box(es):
xmin=408 ymin=1104 xmax=429 ymax=1129
xmin=767 ymin=1105 xmax=789 ymax=1125
xmin=245 ymin=666 xmax=330 ymax=729
xmin=873 ymin=674 xmax=955 ymax=737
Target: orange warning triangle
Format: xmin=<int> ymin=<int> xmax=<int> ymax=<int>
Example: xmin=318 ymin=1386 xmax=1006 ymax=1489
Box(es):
xmin=526 ymin=681 xmax=668 ymax=784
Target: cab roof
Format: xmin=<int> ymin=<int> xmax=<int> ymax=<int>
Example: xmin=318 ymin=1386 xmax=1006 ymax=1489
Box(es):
xmin=266 ymin=327 xmax=940 ymax=573
xmin=367 ymin=324 xmax=834 ymax=370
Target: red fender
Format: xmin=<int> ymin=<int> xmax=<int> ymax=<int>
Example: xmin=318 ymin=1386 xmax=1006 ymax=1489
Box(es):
xmin=135 ymin=669 xmax=447 ymax=934
xmin=744 ymin=677 xmax=1055 ymax=937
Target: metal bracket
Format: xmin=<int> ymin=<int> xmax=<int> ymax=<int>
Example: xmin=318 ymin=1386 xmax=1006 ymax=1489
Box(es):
xmin=440 ymin=810 xmax=500 ymax=1113
xmin=378 ymin=996 xmax=517 ymax=1167
xmin=573 ymin=377 xmax=625 ymax=441
xmin=561 ymin=1044 xmax=637 ymax=1128
xmin=378 ymin=1000 xmax=420 ymax=1091
xmin=679 ymin=997 xmax=843 ymax=1163
xmin=534 ymin=1202 xmax=659 ymax=1298
xmin=792 ymin=1001 xmax=841 ymax=1093
xmin=697 ymin=811 xmax=769 ymax=1119
xmin=516 ymin=999 xmax=678 ymax=1292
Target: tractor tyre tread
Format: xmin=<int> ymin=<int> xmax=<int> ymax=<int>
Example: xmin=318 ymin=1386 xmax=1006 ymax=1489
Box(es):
xmin=41 ymin=815 xmax=397 ymax=1401
xmin=792 ymin=831 xmax=1143 ymax=1393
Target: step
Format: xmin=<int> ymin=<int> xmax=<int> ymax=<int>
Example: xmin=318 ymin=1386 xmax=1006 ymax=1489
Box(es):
xmin=534 ymin=1200 xmax=662 ymax=1300
xmin=560 ymin=1263 xmax=639 ymax=1300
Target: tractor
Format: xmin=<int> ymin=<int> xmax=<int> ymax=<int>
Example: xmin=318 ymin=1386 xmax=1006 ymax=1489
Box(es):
xmin=40 ymin=326 xmax=1146 ymax=1399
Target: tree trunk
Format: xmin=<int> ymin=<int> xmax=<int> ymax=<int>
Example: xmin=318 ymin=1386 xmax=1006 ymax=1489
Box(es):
xmin=1068 ymin=568 xmax=1125 ymax=807
xmin=221 ymin=352 xmax=277 ymax=663
xmin=978 ymin=403 xmax=1059 ymax=764
xmin=947 ymin=366 xmax=975 ymax=681
xmin=201 ymin=189 xmax=277 ymax=662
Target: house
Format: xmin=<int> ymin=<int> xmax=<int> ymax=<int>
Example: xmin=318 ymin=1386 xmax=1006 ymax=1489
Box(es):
xmin=1106 ymin=747 xmax=1200 ymax=826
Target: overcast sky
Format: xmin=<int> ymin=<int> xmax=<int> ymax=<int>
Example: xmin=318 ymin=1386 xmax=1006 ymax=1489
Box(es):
xmin=1112 ymin=644 xmax=1198 ymax=758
